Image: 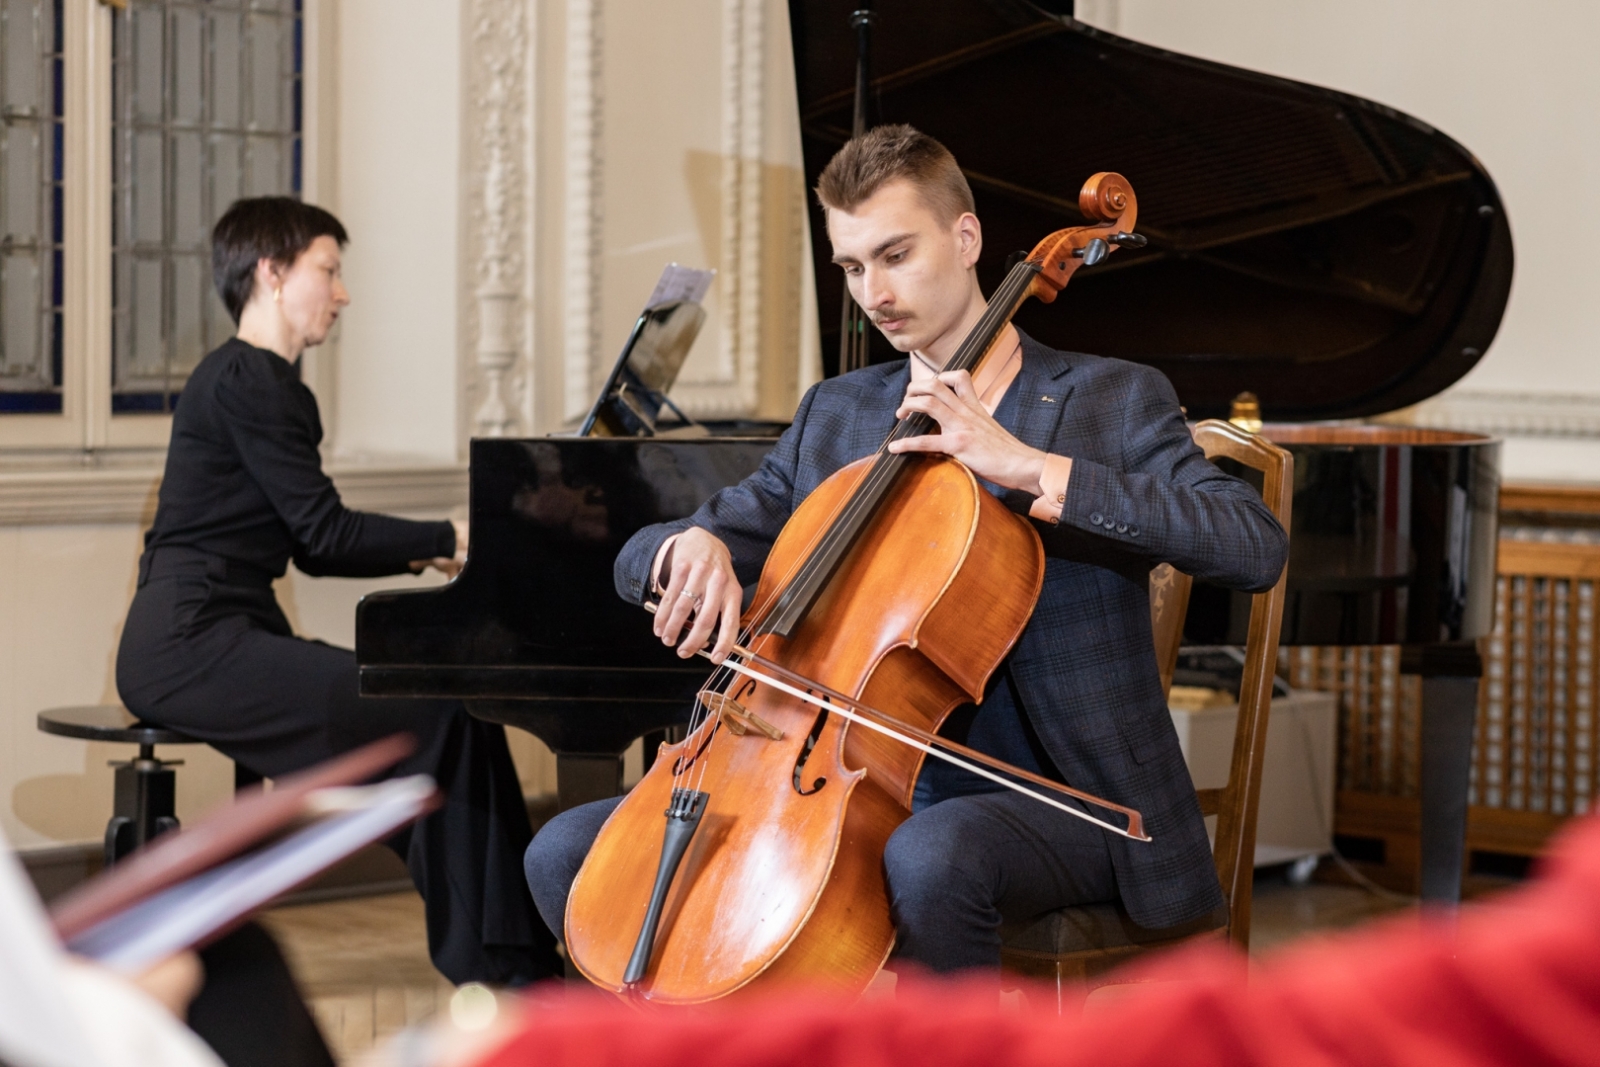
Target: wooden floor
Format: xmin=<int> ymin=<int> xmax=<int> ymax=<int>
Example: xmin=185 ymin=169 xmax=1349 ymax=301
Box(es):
xmin=259 ymin=892 xmax=453 ymax=1060
xmin=260 ymin=869 xmax=1434 ymax=1063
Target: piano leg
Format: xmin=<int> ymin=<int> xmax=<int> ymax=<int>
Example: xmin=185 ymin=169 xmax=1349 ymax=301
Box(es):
xmin=556 ymin=753 xmax=626 ymax=812
xmin=1405 ymin=643 xmax=1483 ymax=905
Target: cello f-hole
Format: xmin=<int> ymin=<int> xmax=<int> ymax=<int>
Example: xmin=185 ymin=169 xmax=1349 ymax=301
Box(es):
xmin=792 ymin=702 xmax=830 ymax=796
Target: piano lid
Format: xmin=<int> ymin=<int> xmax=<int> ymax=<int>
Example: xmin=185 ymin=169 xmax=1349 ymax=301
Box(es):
xmin=789 ymin=0 xmax=1514 ymax=421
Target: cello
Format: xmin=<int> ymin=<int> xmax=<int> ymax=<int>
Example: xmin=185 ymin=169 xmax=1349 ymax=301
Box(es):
xmin=566 ymin=173 xmax=1149 ymax=1003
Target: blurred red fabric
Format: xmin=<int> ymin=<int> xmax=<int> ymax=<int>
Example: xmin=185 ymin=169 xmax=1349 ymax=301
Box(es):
xmin=477 ymin=811 xmax=1600 ymax=1067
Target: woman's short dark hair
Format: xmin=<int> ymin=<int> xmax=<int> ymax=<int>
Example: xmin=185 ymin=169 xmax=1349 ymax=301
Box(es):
xmin=211 ymin=197 xmax=349 ymax=323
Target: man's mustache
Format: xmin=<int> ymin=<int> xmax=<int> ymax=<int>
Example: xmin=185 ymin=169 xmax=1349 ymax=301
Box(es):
xmin=871 ymin=307 xmax=913 ymax=324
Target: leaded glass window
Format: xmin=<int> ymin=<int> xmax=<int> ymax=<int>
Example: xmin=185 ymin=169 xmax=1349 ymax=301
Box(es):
xmin=0 ymin=0 xmax=63 ymax=414
xmin=111 ymin=0 xmax=302 ymax=414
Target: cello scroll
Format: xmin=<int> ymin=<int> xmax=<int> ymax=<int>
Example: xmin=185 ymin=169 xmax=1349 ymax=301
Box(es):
xmin=1027 ymin=171 xmax=1142 ymax=302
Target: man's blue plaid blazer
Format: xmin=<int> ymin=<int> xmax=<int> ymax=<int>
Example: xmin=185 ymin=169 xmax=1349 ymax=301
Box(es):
xmin=616 ymin=329 xmax=1289 ymax=930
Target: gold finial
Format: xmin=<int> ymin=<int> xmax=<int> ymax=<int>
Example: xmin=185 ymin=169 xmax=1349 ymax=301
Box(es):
xmin=1229 ymin=391 xmax=1263 ymax=433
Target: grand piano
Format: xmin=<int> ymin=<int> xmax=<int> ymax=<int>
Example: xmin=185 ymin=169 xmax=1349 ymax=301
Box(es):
xmin=357 ymin=0 xmax=1511 ymax=900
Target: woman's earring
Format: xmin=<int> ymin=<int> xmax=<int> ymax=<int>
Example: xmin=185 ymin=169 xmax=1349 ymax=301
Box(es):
xmin=273 ymin=287 xmax=282 ymax=304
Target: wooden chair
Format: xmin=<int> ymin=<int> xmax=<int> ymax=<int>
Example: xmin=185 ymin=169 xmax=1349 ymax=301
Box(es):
xmin=999 ymin=419 xmax=1294 ymax=1010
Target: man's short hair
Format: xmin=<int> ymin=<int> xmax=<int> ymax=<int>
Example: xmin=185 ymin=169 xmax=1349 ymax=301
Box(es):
xmin=815 ymin=124 xmax=975 ymax=225
xmin=211 ymin=197 xmax=349 ymax=323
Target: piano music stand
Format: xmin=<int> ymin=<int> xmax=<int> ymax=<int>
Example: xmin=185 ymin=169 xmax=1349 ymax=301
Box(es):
xmin=578 ymin=262 xmax=715 ymax=437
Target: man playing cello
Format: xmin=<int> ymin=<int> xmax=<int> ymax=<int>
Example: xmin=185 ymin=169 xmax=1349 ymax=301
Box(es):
xmin=526 ymin=125 xmax=1288 ymax=975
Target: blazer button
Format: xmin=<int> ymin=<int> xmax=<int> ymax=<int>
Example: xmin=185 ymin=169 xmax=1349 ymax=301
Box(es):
xmin=1129 ymin=526 xmax=1140 ymax=537
xmin=1089 ymin=512 xmax=1104 ymax=526
xmin=1116 ymin=523 xmax=1129 ymax=533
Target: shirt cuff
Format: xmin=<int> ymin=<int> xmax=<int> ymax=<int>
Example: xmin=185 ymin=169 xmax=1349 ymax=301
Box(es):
xmin=1027 ymin=455 xmax=1074 ymax=525
xmin=649 ymin=533 xmax=682 ymax=598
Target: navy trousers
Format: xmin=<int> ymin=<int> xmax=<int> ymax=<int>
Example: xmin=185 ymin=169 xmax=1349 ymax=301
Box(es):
xmin=524 ymin=786 xmax=1118 ymax=974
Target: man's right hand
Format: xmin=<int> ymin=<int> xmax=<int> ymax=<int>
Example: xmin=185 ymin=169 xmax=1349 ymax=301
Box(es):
xmin=654 ymin=526 xmax=742 ymax=664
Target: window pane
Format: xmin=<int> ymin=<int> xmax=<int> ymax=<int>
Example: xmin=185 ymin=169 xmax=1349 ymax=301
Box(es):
xmin=111 ymin=0 xmax=302 ymax=414
xmin=0 ymin=0 xmax=63 ymax=414
xmin=212 ymin=11 xmax=241 ymax=127
xmin=171 ymin=6 xmax=202 ymax=126
xmin=173 ymin=129 xmax=204 ymax=244
xmin=245 ymin=134 xmax=280 ymax=195
xmin=248 ymin=13 xmax=283 ymax=131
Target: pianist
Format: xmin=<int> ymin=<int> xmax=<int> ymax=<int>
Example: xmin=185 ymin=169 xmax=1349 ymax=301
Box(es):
xmin=116 ymin=197 xmax=560 ymax=986
xmin=525 ymin=126 xmax=1286 ymax=975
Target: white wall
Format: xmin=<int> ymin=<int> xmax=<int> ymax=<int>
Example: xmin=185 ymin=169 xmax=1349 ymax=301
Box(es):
xmin=0 ymin=523 xmax=236 ymax=849
xmin=331 ymin=0 xmax=464 ymax=462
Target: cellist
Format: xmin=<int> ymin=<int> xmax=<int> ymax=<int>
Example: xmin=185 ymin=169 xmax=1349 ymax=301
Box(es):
xmin=525 ymin=125 xmax=1288 ymax=976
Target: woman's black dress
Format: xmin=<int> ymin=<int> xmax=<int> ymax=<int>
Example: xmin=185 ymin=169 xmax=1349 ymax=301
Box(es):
xmin=116 ymin=338 xmax=559 ymax=985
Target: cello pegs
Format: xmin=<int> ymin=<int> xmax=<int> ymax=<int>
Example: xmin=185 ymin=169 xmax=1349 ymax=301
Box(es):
xmin=1074 ymin=237 xmax=1110 ymax=266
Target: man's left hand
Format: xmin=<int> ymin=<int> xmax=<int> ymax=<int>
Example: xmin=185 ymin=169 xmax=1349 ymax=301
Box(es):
xmin=889 ymin=369 xmax=1047 ymax=494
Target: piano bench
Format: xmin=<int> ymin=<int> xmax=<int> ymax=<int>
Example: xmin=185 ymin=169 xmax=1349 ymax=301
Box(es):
xmin=35 ymin=705 xmax=263 ymax=868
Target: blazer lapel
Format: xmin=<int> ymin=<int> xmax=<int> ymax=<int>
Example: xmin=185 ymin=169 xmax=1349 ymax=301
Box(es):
xmin=1008 ymin=333 xmax=1074 ymax=453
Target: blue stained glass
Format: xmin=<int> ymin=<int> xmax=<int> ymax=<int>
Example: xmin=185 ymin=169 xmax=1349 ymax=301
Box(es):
xmin=52 ymin=310 xmax=63 ymax=383
xmin=292 ymin=137 xmax=302 ymax=195
xmin=52 ymin=122 xmax=62 ymax=181
xmin=111 ymin=392 xmax=184 ymax=414
xmin=0 ymin=394 xmax=66 ymax=413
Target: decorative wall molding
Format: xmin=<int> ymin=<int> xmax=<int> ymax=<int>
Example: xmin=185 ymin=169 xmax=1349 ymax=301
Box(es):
xmin=463 ymin=0 xmax=535 ymax=439
xmin=562 ymin=0 xmax=605 ymax=422
xmin=0 ymin=463 xmax=466 ymax=527
xmin=672 ymin=0 xmax=766 ymax=417
xmin=1389 ymin=390 xmax=1600 ymax=438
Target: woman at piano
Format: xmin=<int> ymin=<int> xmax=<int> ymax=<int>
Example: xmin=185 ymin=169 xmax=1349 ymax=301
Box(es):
xmin=114 ymin=197 xmax=561 ymax=986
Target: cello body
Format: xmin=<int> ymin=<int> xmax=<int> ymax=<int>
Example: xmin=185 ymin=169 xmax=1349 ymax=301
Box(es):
xmin=564 ymin=454 xmax=1044 ymax=1002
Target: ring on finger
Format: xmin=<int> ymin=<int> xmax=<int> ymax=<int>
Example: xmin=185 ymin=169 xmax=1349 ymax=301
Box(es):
xmin=681 ymin=589 xmax=704 ymax=605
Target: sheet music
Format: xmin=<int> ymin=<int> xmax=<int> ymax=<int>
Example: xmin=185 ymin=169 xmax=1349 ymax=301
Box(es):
xmin=645 ymin=263 xmax=715 ymax=309
xmin=67 ymin=776 xmax=435 ymax=974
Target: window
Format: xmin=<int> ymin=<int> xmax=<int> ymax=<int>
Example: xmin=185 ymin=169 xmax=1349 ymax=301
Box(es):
xmin=111 ymin=0 xmax=302 ymax=413
xmin=0 ymin=0 xmax=64 ymax=415
xmin=0 ymin=0 xmax=305 ymax=445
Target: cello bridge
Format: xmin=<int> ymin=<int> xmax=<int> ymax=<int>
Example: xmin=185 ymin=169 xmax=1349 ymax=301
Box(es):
xmin=698 ymin=690 xmax=784 ymax=740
